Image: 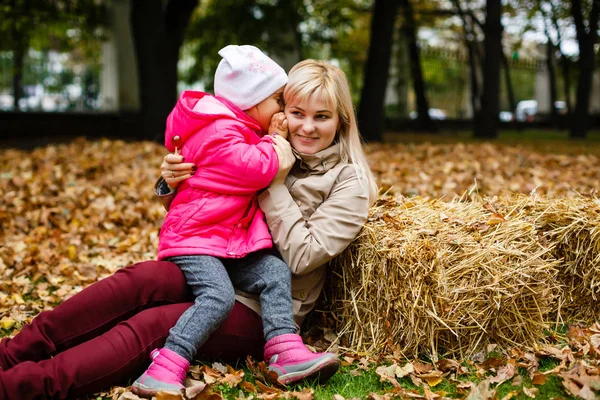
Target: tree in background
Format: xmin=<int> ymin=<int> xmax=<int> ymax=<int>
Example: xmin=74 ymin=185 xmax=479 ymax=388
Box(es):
xmin=0 ymin=0 xmax=105 ymax=111
xmin=400 ymin=0 xmax=436 ymax=132
xmin=452 ymin=0 xmax=483 ymax=118
xmin=357 ymin=0 xmax=399 ymax=143
xmin=474 ymin=0 xmax=502 ymax=138
xmin=182 ymin=0 xmax=305 ymax=88
xmin=536 ymin=0 xmax=570 ymax=124
xmin=570 ymin=0 xmax=599 ymax=139
xmin=130 ymin=0 xmax=199 ymax=142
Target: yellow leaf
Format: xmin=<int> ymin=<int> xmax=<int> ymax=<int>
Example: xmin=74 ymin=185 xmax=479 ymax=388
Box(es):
xmin=68 ymin=245 xmax=77 ymax=260
xmin=501 ymin=390 xmax=520 ymax=400
xmin=424 ymin=376 xmax=443 ymax=387
xmin=1 ymin=317 xmax=16 ymax=330
xmin=12 ymin=293 xmax=25 ymax=304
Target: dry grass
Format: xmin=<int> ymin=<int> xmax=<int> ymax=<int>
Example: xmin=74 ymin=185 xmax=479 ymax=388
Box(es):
xmin=326 ymin=194 xmax=600 ymax=360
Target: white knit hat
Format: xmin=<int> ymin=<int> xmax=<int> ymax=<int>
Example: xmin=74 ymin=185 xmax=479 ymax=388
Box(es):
xmin=214 ymin=45 xmax=288 ymax=111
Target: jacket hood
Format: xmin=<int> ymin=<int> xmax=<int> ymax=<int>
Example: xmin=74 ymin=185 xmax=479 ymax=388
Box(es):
xmin=165 ymin=91 xmax=262 ymax=151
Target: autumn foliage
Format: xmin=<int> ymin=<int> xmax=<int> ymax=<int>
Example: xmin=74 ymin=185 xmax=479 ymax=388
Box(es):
xmin=2 ymin=138 xmax=600 ymax=399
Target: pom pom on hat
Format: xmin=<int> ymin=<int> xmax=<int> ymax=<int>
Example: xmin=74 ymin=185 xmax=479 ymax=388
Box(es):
xmin=214 ymin=45 xmax=288 ymax=111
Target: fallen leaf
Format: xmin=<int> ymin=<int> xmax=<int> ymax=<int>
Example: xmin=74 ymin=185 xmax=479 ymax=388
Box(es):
xmin=531 ymin=372 xmax=547 ymax=386
xmin=116 ymin=392 xmax=143 ymax=400
xmin=465 ymin=379 xmax=496 ymax=400
xmin=522 ymin=386 xmax=538 ymax=398
xmin=423 ymin=376 xmax=443 ymax=387
xmin=395 ymin=362 xmax=415 ymax=378
xmin=0 ymin=316 xmax=16 ymax=330
xmin=376 ymin=364 xmax=401 ymax=387
xmin=287 ymin=387 xmax=314 ymax=400
xmin=155 ymin=390 xmax=185 ymax=400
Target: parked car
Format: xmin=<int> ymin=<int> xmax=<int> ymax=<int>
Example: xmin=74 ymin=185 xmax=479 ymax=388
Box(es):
xmin=499 ymin=111 xmax=514 ymax=122
xmin=409 ymin=108 xmax=447 ymax=120
xmin=515 ymin=100 xmax=567 ymax=122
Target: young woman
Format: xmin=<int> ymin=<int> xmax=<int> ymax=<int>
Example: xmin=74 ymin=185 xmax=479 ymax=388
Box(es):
xmin=0 ymin=59 xmax=377 ymax=400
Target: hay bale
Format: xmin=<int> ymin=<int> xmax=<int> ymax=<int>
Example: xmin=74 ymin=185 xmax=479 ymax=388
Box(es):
xmin=522 ymin=196 xmax=600 ymax=322
xmin=327 ymin=196 xmax=560 ymax=360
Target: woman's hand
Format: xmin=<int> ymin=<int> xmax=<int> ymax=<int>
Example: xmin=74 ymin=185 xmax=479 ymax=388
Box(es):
xmin=161 ymin=153 xmax=196 ymax=189
xmin=269 ymin=112 xmax=288 ymax=139
xmin=271 ymin=134 xmax=295 ymax=185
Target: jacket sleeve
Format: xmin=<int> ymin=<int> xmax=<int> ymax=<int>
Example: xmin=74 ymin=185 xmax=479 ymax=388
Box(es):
xmin=154 ymin=177 xmax=176 ymax=211
xmin=195 ymin=125 xmax=278 ymax=194
xmin=258 ymin=167 xmax=369 ymax=275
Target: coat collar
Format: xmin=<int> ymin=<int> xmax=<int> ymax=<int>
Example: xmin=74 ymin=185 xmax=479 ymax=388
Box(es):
xmin=293 ymin=143 xmax=342 ymax=173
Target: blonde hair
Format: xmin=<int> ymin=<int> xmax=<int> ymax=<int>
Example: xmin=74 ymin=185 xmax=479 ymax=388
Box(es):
xmin=284 ymin=59 xmax=378 ymax=205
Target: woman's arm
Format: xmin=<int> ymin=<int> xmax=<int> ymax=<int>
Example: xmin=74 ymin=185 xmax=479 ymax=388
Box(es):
xmin=258 ymin=167 xmax=370 ymax=275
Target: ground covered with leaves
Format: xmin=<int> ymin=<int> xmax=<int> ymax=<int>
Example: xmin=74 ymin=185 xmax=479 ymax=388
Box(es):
xmin=1 ymin=136 xmax=600 ymax=399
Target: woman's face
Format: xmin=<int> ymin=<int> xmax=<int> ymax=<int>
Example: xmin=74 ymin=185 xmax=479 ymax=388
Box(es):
xmin=284 ymin=93 xmax=340 ymax=154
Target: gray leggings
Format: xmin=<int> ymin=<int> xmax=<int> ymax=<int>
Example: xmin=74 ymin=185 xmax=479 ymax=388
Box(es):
xmin=164 ymin=250 xmax=297 ymax=362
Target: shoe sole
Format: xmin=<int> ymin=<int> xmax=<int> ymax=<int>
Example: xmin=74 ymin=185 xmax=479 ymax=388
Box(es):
xmin=278 ymin=356 xmax=340 ymax=385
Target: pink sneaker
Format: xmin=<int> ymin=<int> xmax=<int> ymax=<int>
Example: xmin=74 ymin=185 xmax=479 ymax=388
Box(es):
xmin=264 ymin=333 xmax=340 ymax=385
xmin=132 ymin=348 xmax=190 ymax=397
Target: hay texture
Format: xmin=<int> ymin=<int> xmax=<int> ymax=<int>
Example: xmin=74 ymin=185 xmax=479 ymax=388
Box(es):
xmin=521 ymin=196 xmax=600 ymax=322
xmin=327 ymin=196 xmax=561 ymax=360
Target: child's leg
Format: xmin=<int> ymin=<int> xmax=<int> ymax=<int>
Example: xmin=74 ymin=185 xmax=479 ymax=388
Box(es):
xmin=227 ymin=251 xmax=339 ymax=385
xmin=133 ymin=255 xmax=235 ymax=397
xmin=226 ymin=251 xmax=296 ymax=340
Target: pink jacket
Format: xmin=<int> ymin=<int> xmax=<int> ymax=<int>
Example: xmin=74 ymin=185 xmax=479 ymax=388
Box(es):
xmin=157 ymin=91 xmax=278 ymax=260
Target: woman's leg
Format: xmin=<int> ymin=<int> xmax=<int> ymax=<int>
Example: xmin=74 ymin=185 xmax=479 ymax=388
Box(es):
xmin=0 ymin=260 xmax=191 ymax=370
xmin=0 ymin=302 xmax=191 ymax=400
xmin=0 ymin=301 xmax=264 ymax=400
xmin=197 ymin=300 xmax=265 ymax=362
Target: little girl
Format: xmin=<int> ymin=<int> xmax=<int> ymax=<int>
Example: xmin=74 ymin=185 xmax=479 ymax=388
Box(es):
xmin=132 ymin=45 xmax=338 ymax=397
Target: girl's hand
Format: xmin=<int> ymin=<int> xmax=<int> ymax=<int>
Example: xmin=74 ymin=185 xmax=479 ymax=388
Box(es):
xmin=269 ymin=112 xmax=288 ymax=139
xmin=161 ymin=153 xmax=196 ymax=189
xmin=271 ymin=134 xmax=295 ymax=185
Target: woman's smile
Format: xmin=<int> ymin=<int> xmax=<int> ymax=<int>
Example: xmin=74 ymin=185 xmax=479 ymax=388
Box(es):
xmin=285 ymin=92 xmax=340 ymax=154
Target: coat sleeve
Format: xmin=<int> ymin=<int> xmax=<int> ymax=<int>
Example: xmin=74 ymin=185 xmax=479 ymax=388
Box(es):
xmin=194 ymin=125 xmax=278 ymax=194
xmin=154 ymin=177 xmax=176 ymax=211
xmin=258 ymin=167 xmax=369 ymax=275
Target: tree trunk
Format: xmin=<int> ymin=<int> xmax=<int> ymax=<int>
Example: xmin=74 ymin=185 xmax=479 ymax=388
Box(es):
xmin=474 ymin=0 xmax=502 ymax=139
xmin=130 ymin=0 xmax=198 ymax=142
xmin=569 ymin=0 xmax=599 ymax=139
xmin=500 ymin=50 xmax=516 ymax=123
xmin=541 ymin=13 xmax=559 ymax=125
xmin=400 ymin=0 xmax=436 ymax=131
xmin=545 ymin=38 xmax=558 ymax=125
xmin=550 ymin=10 xmax=572 ymax=115
xmin=12 ymin=44 xmax=25 ymax=111
xmin=561 ymin=56 xmax=572 ymax=115
xmin=10 ymin=15 xmax=27 ymax=112
xmin=453 ymin=0 xmax=480 ymax=118
xmin=395 ymin=33 xmax=410 ymax=118
xmin=357 ymin=0 xmax=399 ymax=142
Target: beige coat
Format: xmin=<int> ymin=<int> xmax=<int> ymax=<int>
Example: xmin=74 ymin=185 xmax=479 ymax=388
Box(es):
xmin=157 ymin=143 xmax=370 ymax=329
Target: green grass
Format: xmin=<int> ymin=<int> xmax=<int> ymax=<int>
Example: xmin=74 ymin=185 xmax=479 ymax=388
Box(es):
xmin=311 ymin=366 xmax=392 ymax=398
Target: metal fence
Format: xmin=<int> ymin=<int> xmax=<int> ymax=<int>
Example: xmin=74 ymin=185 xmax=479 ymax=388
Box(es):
xmin=0 ymin=47 xmax=102 ymax=113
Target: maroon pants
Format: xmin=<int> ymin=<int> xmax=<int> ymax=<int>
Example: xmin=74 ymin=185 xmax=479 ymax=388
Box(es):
xmin=0 ymin=261 xmax=265 ymax=400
